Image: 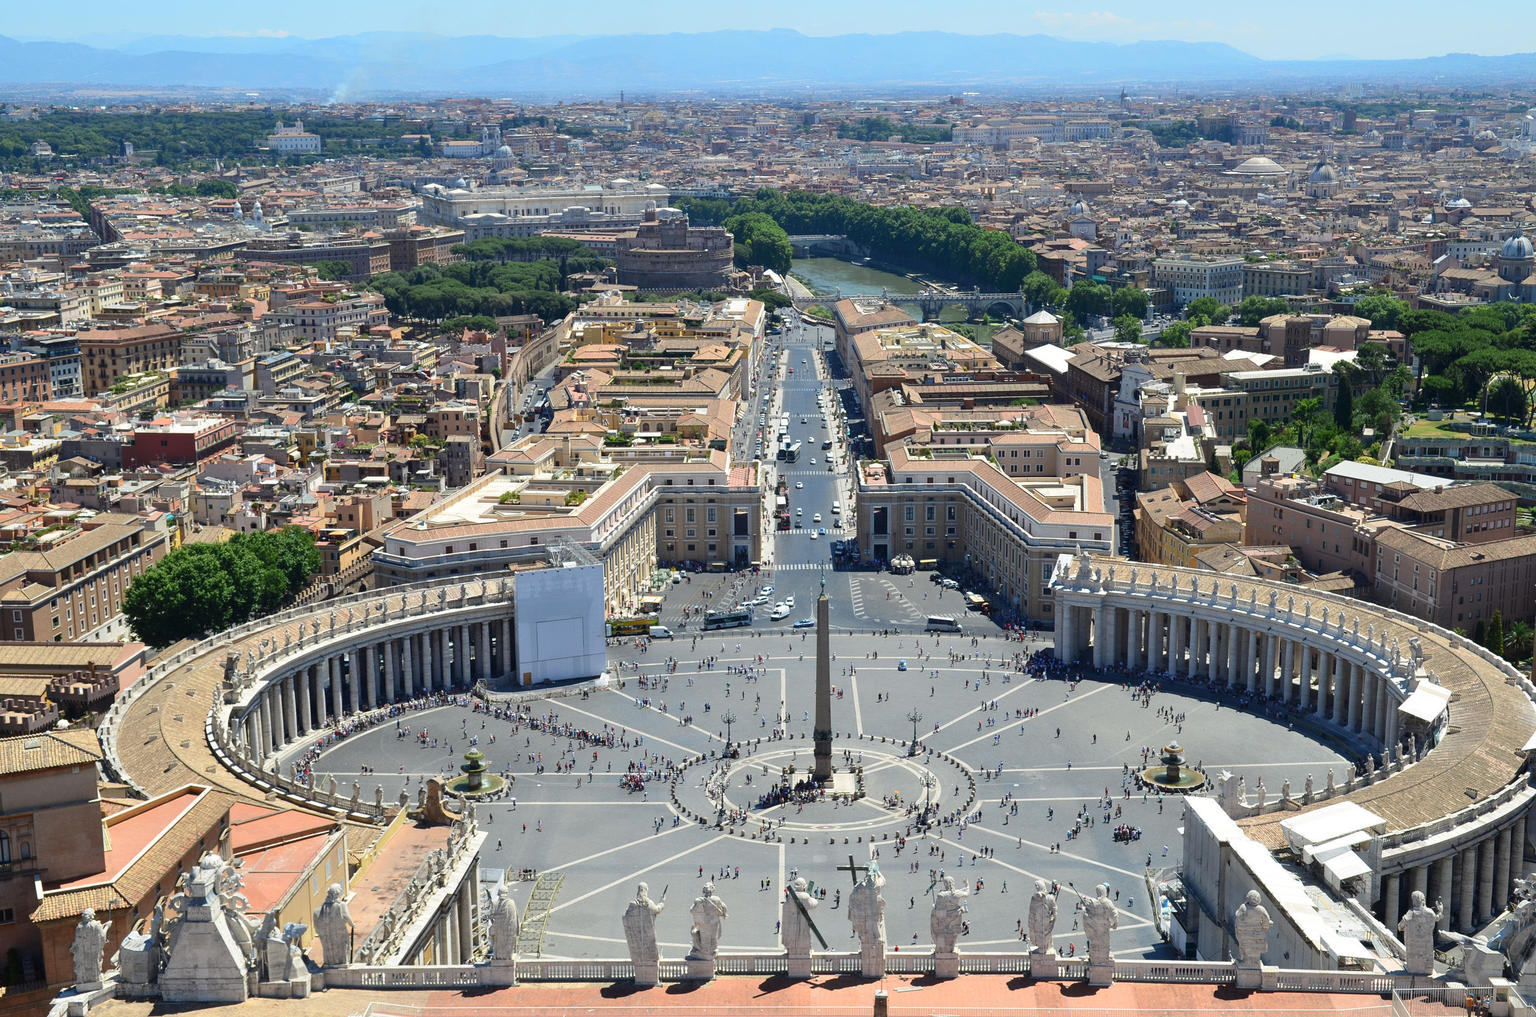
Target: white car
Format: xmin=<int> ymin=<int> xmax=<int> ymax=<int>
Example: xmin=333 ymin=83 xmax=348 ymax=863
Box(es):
xmin=810 ymin=458 xmax=817 ymax=465
xmin=810 ymin=530 xmax=819 ymax=540
xmin=795 ymin=481 xmax=803 ymax=489
xmin=785 ymin=595 xmax=795 ymax=608
xmin=771 ymin=604 xmax=790 ymax=620
xmin=813 ymin=513 xmax=822 ymax=523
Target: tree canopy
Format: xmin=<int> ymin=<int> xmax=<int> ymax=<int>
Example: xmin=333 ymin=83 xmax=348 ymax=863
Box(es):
xmin=1235 ymin=295 xmax=1291 ymax=326
xmin=673 ymin=188 xmax=1035 ymax=293
xmin=724 ymin=212 xmax=793 ymax=275
xmin=368 ymin=258 xmax=583 ymax=323
xmin=123 ymin=528 xmax=321 ymax=647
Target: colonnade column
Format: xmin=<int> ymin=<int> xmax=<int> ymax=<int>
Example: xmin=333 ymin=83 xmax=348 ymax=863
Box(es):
xmin=1243 ymin=629 xmax=1257 ymax=692
xmin=1457 ymin=848 xmax=1476 ymax=931
xmin=1092 ymin=608 xmax=1111 ymax=669
xmin=327 ymin=657 xmax=341 ymax=723
xmin=246 ymin=708 xmax=263 ymax=761
xmin=1314 ymin=654 xmax=1331 ymax=719
xmin=1204 ymin=621 xmax=1218 ymax=680
xmin=1280 ymin=641 xmax=1295 ymax=703
xmin=1126 ymin=610 xmax=1143 ymax=672
xmin=1433 ymin=855 xmax=1453 ymax=932
xmin=1347 ymin=664 xmax=1363 ymax=732
xmin=1370 ymin=669 xmax=1382 ymax=740
xmin=458 ymin=623 xmax=471 ymax=686
xmin=383 ymin=638 xmax=396 ymax=702
xmin=1298 ymin=646 xmax=1312 ymax=710
xmin=1381 ymin=872 xmax=1401 ymax=931
xmin=504 ymin=617 xmax=515 ymax=681
xmin=402 ymin=634 xmax=415 ymax=699
xmin=480 ymin=621 xmax=493 ymax=683
xmin=281 ymin=676 xmax=298 ymax=744
xmin=1147 ymin=612 xmax=1164 ymax=673
xmin=436 ymin=631 xmax=449 ymax=691
xmin=1332 ymin=656 xmax=1349 ymax=727
xmin=1477 ymin=836 xmax=1496 ymax=924
xmin=1496 ymin=826 xmax=1514 ymax=913
xmin=297 ymin=666 xmax=313 ymax=735
xmin=1510 ymin=823 xmax=1527 ymax=903
xmin=1262 ymin=635 xmax=1278 ymax=697
xmin=456 ymin=883 xmax=474 ymax=961
xmin=1172 ymin=615 xmax=1188 ymax=676
xmin=1057 ymin=605 xmax=1076 ymax=663
xmin=1225 ymin=624 xmax=1240 ymax=685
xmin=261 ymin=691 xmax=276 ymax=757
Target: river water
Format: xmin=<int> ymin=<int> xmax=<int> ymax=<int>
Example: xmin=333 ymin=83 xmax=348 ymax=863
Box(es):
xmin=790 ymin=257 xmax=924 ymax=298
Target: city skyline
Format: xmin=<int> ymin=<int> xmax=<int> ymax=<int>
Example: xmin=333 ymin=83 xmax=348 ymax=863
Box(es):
xmin=12 ymin=0 xmax=1536 ymax=62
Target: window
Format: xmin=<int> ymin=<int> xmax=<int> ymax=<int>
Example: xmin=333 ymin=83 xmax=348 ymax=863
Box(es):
xmin=0 ymin=832 xmax=8 ymax=863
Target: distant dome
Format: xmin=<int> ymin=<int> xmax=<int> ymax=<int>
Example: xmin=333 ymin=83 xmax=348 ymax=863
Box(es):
xmin=454 ymin=177 xmax=468 ymax=189
xmin=1068 ymin=197 xmax=1090 ymax=217
xmin=1473 ymin=130 xmax=1500 ymax=151
xmin=1501 ymin=231 xmax=1534 ymax=261
xmin=1228 ymin=156 xmax=1286 ymax=177
xmin=1446 ymin=196 xmax=1473 ymax=209
xmin=1308 ymin=162 xmax=1338 ymax=183
xmin=495 ymin=144 xmax=513 ymax=157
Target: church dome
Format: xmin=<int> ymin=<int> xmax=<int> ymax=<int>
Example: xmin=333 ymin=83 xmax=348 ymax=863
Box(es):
xmin=1308 ymin=162 xmax=1338 ymax=183
xmin=495 ymin=144 xmax=513 ymax=157
xmin=1445 ymin=196 xmax=1472 ymax=209
xmin=1228 ymin=156 xmax=1286 ymax=177
xmin=1473 ymin=130 xmax=1500 ymax=151
xmin=1501 ymin=232 xmax=1534 ymax=261
xmin=1068 ymin=197 xmax=1090 ymax=217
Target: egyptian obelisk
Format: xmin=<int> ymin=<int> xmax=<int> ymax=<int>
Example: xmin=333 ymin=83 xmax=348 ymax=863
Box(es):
xmin=813 ymin=572 xmax=833 ymax=783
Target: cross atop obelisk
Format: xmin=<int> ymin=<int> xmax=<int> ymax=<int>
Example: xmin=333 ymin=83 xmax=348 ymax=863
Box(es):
xmin=813 ymin=567 xmax=833 ymax=783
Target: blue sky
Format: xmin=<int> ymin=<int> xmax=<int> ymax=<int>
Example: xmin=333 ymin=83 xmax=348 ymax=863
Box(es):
xmin=18 ymin=0 xmax=1536 ymax=61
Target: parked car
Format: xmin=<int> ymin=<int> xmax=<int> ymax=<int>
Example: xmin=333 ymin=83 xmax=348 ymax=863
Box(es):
xmin=897 ymin=659 xmax=908 ymax=671
xmin=793 ymin=618 xmax=815 ymax=628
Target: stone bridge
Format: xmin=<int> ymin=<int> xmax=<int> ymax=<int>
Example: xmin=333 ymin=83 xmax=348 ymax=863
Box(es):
xmin=787 ymin=234 xmax=868 ymax=259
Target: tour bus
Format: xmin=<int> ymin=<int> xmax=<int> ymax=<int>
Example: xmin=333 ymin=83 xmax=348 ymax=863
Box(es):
xmin=924 ymin=615 xmax=963 ymax=633
xmin=703 ymin=607 xmax=754 ymax=631
xmin=786 ymin=442 xmax=802 ymax=463
xmin=606 ymin=617 xmax=655 ymax=638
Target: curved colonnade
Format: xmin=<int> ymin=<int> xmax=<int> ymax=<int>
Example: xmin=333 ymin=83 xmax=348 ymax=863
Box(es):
xmin=100 ymin=577 xmax=519 ymax=821
xmin=1053 ymin=554 xmax=1536 ymax=936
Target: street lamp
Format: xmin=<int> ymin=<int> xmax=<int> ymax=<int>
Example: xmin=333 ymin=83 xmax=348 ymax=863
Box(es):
xmin=906 ymin=708 xmax=922 ymax=755
xmin=722 ymin=710 xmax=737 ymax=755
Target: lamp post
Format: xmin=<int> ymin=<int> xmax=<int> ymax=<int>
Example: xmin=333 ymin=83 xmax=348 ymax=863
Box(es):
xmin=907 ymin=708 xmax=922 ymax=756
xmin=722 ymin=710 xmax=737 ymax=755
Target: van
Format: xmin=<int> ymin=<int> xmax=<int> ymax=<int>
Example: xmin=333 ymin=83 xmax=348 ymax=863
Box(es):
xmin=924 ymin=615 xmax=962 ymax=633
xmin=648 ymin=625 xmax=675 ymax=640
xmin=831 ymin=502 xmax=841 ymax=515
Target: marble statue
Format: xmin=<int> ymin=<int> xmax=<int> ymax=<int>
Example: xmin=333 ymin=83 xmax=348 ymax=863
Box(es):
xmin=1326 ymin=769 xmax=1336 ymax=793
xmin=489 ymin=883 xmax=520 ymax=963
xmin=1233 ymin=891 xmax=1272 ymax=966
xmin=1444 ymin=931 xmax=1506 ymax=985
xmin=374 ymin=785 xmax=384 ymax=810
xmin=1281 ymin=778 xmax=1291 ymax=801
xmin=1028 ymin=880 xmax=1058 ymax=954
xmin=70 ymin=908 xmax=110 ymax=989
xmin=623 ymin=882 xmax=665 ymax=985
xmin=1082 ymin=883 xmax=1119 ymax=968
xmin=313 ymin=883 xmax=355 ymax=968
xmin=930 ymin=872 xmax=969 ymax=955
xmin=687 ymin=881 xmax=729 ymax=962
xmin=1399 ymin=890 xmax=1442 ymax=976
xmin=1366 ymin=753 xmax=1377 ymax=780
xmin=848 ymin=864 xmax=887 ymax=977
xmin=1304 ymin=774 xmax=1314 ymax=801
xmin=1409 ymin=733 xmax=1418 ymax=760
xmin=780 ymin=871 xmax=819 ymax=956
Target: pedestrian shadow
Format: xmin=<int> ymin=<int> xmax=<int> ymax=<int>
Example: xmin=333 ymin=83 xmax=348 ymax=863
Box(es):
xmin=1060 ymin=980 xmax=1104 ymax=997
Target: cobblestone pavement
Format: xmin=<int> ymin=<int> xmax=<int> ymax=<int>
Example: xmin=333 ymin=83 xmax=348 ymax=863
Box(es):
xmin=301 ymin=624 xmax=1350 ymax=961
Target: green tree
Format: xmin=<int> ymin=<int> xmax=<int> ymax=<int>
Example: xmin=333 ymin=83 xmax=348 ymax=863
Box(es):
xmin=1064 ymin=279 xmax=1111 ymax=325
xmin=1353 ymin=291 xmax=1409 ymax=331
xmin=1293 ymin=397 xmax=1324 ymax=451
xmin=309 ymin=259 xmax=353 ymax=281
xmin=1112 ymin=314 xmax=1143 ymax=344
xmin=1155 ymin=320 xmax=1192 ymax=348
xmin=195 ymin=179 xmax=238 ymax=198
xmin=1505 ymin=620 xmax=1534 ymax=665
xmin=1485 ymin=609 xmax=1506 ymax=659
xmin=1111 ymin=287 xmax=1150 ymax=321
xmin=1333 ymin=375 xmax=1355 ymax=429
xmin=723 ymin=212 xmax=793 ymax=275
xmin=1185 ymin=296 xmax=1228 ymax=324
xmin=1021 ymin=271 xmax=1063 ymax=310
xmin=442 ymin=315 xmax=498 ymax=334
xmin=1235 ymin=295 xmax=1291 ymax=327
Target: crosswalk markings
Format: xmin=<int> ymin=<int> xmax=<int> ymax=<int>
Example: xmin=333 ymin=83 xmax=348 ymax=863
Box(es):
xmin=769 ymin=562 xmax=832 ymax=571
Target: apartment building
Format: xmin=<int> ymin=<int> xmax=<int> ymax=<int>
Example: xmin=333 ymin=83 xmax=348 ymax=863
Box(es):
xmin=1151 ymin=255 xmax=1243 ymax=308
xmin=372 ymin=436 xmax=762 ymax=615
xmin=1242 ymin=261 xmax=1313 ymax=298
xmin=0 ymin=514 xmax=171 ymax=642
xmin=1184 ymin=364 xmax=1336 ymax=443
xmin=855 ymin=441 xmax=1114 ymax=623
xmin=264 ymin=292 xmax=390 ymax=341
xmin=1134 ymin=472 xmax=1246 ymax=568
xmin=77 ymin=324 xmax=180 ymax=396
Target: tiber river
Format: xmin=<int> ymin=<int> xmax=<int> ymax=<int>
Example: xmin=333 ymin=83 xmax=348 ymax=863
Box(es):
xmin=790 ymin=257 xmax=924 ymax=298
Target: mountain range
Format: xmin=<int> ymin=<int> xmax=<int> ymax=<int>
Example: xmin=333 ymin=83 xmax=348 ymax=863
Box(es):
xmin=2 ymin=29 xmax=1535 ymax=97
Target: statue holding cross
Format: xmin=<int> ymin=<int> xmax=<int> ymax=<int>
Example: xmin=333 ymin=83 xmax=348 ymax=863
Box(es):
xmin=847 ymin=859 xmax=887 ymax=979
xmin=781 ymin=869 xmax=824 ymax=979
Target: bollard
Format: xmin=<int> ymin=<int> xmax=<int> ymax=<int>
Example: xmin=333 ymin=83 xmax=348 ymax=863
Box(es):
xmin=873 ymin=989 xmax=889 ymax=1017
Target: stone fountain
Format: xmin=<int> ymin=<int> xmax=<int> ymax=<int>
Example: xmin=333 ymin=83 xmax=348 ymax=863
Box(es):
xmin=1138 ymin=741 xmax=1206 ymax=793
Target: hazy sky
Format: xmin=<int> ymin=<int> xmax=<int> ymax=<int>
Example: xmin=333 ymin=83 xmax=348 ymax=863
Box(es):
xmin=19 ymin=0 xmax=1536 ymax=61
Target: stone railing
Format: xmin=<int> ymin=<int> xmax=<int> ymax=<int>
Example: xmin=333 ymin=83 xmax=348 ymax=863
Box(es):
xmin=354 ymin=815 xmax=480 ymax=965
xmin=1271 ymin=969 xmax=1400 ymax=993
xmin=100 ymin=573 xmax=494 ymax=795
xmin=1114 ymin=959 xmax=1235 ymax=982
xmin=324 ymin=965 xmax=488 ymax=989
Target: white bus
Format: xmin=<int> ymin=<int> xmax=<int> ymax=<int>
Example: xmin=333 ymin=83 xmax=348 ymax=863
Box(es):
xmin=924 ymin=615 xmax=962 ymax=633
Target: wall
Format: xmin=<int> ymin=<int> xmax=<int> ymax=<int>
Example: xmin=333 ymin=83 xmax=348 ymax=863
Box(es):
xmin=513 ymin=563 xmax=606 ymax=684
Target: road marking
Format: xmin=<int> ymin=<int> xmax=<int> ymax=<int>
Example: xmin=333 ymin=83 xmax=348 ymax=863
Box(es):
xmin=849 ymin=669 xmax=865 ymax=735
xmin=929 ymin=678 xmax=1043 ymax=745
xmin=549 ymin=833 xmax=731 ymax=914
xmin=559 ymin=697 xmax=697 ymax=758
xmin=541 ymin=820 xmax=694 ymax=872
xmin=944 ymin=683 xmax=1104 ymax=756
